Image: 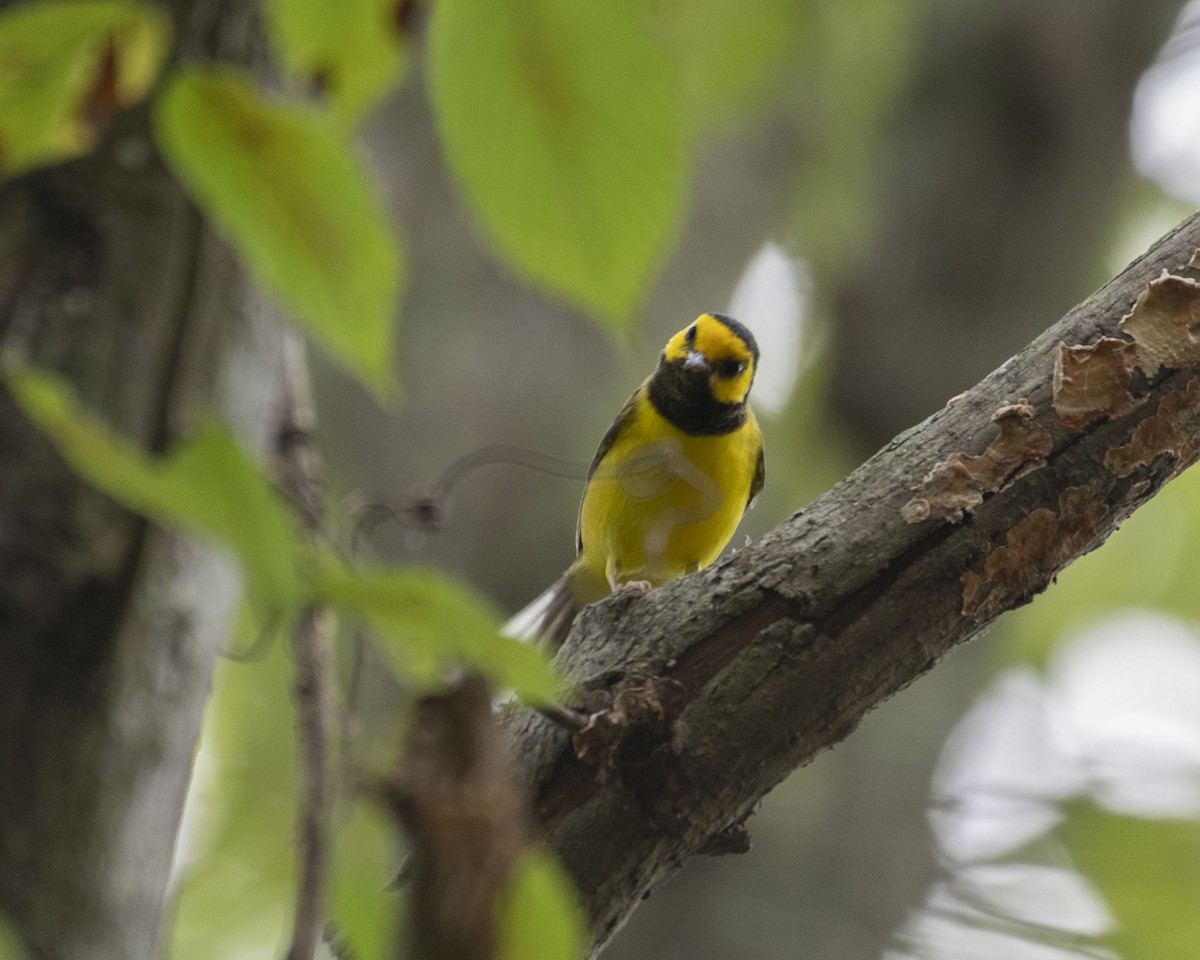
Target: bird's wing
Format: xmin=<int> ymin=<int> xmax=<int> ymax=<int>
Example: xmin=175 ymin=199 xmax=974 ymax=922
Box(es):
xmin=746 ymin=437 xmax=765 ymax=513
xmin=576 ymin=386 xmax=643 ymax=553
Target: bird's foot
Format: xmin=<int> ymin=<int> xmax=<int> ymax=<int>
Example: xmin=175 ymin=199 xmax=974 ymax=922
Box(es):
xmin=611 ymin=578 xmax=652 ymax=593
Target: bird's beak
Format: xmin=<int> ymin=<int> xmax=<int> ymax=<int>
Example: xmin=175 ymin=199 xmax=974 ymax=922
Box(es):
xmin=683 ymin=350 xmax=710 ymax=374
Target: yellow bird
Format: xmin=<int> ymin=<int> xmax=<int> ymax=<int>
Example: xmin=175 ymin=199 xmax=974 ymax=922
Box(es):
xmin=510 ymin=312 xmax=765 ymax=650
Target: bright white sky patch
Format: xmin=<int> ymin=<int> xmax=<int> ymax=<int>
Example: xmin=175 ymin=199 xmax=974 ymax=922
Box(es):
xmin=930 ymin=610 xmax=1200 ymax=869
xmin=955 ymin=863 xmax=1113 ymax=938
xmin=1048 ymin=610 xmax=1200 ymax=818
xmin=1131 ymin=0 xmax=1200 ymax=202
xmin=890 ymin=875 xmax=1114 ymax=960
xmin=903 ymin=610 xmax=1200 ymax=959
xmin=930 ymin=669 xmax=1083 ymax=864
xmin=727 ymin=242 xmax=807 ymax=415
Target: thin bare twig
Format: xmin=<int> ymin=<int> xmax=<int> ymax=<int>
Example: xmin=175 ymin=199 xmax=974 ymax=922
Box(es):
xmin=274 ymin=324 xmax=336 ymax=960
xmin=346 ymin=444 xmax=587 ymax=557
xmin=286 ymin=605 xmax=335 ymax=960
xmin=537 ymin=702 xmax=590 ymax=732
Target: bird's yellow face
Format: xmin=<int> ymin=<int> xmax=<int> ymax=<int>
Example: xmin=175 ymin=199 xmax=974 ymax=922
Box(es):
xmin=662 ymin=313 xmax=758 ymax=406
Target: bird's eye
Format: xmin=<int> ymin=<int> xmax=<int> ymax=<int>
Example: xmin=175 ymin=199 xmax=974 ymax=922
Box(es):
xmin=685 ymin=325 xmax=697 ymax=346
xmin=717 ymin=359 xmax=746 ymax=379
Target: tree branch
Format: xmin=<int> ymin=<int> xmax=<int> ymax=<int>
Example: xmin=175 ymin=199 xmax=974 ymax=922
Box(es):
xmin=508 ymin=208 xmax=1200 ymax=956
xmin=381 ymin=674 xmax=529 ymax=960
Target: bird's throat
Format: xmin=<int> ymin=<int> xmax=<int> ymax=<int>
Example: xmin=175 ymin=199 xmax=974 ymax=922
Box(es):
xmin=647 ymin=363 xmax=746 ymax=436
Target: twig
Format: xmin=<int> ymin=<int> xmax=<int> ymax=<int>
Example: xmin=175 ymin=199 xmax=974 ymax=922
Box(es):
xmin=346 ymin=444 xmax=587 ymax=556
xmin=337 ymin=626 xmax=368 ymax=782
xmin=274 ymin=323 xmax=336 ymax=960
xmin=286 ymin=605 xmax=335 ymax=960
xmin=537 ymin=702 xmax=590 ymax=732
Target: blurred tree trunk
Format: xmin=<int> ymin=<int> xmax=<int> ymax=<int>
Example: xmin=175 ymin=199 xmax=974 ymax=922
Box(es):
xmin=833 ymin=0 xmax=1183 ymax=445
xmin=0 ymin=3 xmax=275 ymax=957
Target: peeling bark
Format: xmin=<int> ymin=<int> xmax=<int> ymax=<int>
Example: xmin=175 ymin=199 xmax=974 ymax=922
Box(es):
xmin=901 ymin=398 xmax=1051 ymax=523
xmin=1053 ymin=337 xmax=1140 ymax=429
xmin=1119 ymin=271 xmax=1200 ymax=373
xmin=509 ymin=209 xmax=1200 ymax=957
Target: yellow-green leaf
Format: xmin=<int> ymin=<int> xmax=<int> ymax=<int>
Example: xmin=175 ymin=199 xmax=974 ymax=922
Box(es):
xmin=650 ymin=0 xmax=805 ymax=133
xmin=0 ymin=0 xmax=169 ymax=178
xmin=313 ymin=565 xmax=560 ymax=703
xmin=328 ymin=800 xmax=398 ymax=959
xmin=428 ymin=0 xmax=686 ymax=327
xmin=5 ymin=367 xmax=304 ymax=614
xmin=168 ymin=619 xmax=296 ymax=959
xmin=154 ymin=67 xmax=403 ymax=399
xmin=1059 ymin=800 xmax=1200 ymax=960
xmin=495 ymin=848 xmax=587 ymax=960
xmin=264 ymin=0 xmax=409 ymax=124
xmin=0 ymin=913 xmax=26 ymax=960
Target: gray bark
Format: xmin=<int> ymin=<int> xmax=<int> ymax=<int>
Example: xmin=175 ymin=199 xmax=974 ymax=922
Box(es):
xmin=0 ymin=3 xmax=276 ymax=957
xmin=510 ymin=209 xmax=1200 ymax=956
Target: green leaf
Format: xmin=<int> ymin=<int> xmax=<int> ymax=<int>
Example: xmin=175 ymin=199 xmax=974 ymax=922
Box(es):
xmin=0 ymin=914 xmax=26 ymax=960
xmin=264 ymin=0 xmax=409 ymax=124
xmin=495 ymin=848 xmax=587 ymax=960
xmin=154 ymin=67 xmax=403 ymax=399
xmin=1059 ymin=800 xmax=1200 ymax=960
xmin=4 ymin=367 xmax=304 ymax=614
xmin=313 ymin=565 xmax=561 ymax=703
xmin=328 ymin=799 xmax=399 ymax=959
xmin=428 ymin=0 xmax=686 ymax=327
xmin=167 ymin=617 xmax=297 ymax=959
xmin=788 ymin=0 xmax=919 ymax=274
xmin=0 ymin=0 xmax=169 ymax=178
xmin=650 ymin=0 xmax=806 ymax=133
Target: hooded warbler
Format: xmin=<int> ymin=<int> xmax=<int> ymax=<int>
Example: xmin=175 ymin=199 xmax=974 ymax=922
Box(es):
xmin=510 ymin=312 xmax=764 ymax=649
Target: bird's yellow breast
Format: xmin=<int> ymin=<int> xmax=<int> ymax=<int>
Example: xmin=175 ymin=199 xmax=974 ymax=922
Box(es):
xmin=576 ymin=387 xmax=760 ymax=597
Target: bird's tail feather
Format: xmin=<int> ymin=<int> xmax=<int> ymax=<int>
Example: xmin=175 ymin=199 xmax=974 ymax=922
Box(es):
xmin=502 ymin=574 xmax=579 ymax=652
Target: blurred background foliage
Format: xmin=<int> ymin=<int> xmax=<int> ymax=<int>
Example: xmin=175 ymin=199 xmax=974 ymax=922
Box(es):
xmin=103 ymin=0 xmax=1200 ymax=954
